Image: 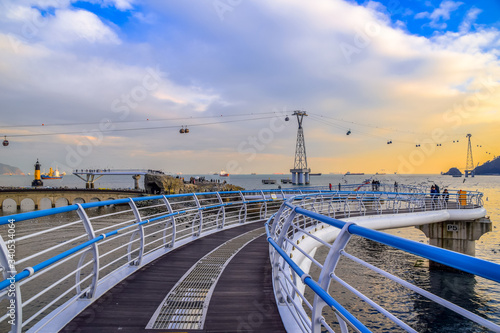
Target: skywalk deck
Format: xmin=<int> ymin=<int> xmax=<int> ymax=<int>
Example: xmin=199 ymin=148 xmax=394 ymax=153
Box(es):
xmin=61 ymin=221 xmax=285 ymax=333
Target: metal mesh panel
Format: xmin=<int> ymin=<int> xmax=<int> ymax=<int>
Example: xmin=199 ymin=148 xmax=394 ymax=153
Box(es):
xmin=147 ymin=227 xmax=264 ymax=330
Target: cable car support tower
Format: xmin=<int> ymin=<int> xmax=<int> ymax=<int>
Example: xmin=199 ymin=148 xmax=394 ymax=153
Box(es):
xmin=465 ymin=133 xmax=475 ymax=177
xmin=290 ymin=111 xmax=311 ymax=185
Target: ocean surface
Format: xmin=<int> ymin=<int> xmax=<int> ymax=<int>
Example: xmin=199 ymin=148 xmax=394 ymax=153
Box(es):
xmin=0 ymin=173 xmax=499 ymax=331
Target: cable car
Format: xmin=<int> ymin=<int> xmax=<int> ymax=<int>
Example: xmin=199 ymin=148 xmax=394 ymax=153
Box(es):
xmin=185 ymin=127 xmax=189 ymax=133
xmin=179 ymin=127 xmax=185 ymax=134
xmin=346 ymin=130 xmax=351 ymax=135
xmin=437 ymin=143 xmax=442 ymax=146
xmin=285 ymin=116 xmax=289 ymax=121
xmin=416 ymin=144 xmax=421 ymax=147
xmin=387 ymin=140 xmax=392 ymax=144
xmin=2 ymin=136 xmax=8 ymax=147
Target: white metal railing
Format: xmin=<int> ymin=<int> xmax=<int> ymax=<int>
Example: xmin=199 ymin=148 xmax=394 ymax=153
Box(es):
xmin=0 ymin=185 xmax=486 ymax=332
xmin=266 ymin=191 xmax=498 ymax=333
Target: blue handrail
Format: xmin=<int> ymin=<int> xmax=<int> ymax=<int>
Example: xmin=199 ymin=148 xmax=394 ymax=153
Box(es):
xmin=267 ymin=191 xmax=497 ymax=332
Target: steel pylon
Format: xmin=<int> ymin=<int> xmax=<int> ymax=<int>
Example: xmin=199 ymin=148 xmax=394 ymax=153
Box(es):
xmin=465 ymin=133 xmax=475 ymax=177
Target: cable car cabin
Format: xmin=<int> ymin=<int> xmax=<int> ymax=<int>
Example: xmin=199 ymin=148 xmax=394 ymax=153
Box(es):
xmin=185 ymin=128 xmax=189 ymax=133
xmin=179 ymin=128 xmax=185 ymax=134
xmin=387 ymin=140 xmax=392 ymax=144
xmin=346 ymin=130 xmax=351 ymax=135
xmin=285 ymin=116 xmax=289 ymax=121
xmin=2 ymin=136 xmax=8 ymax=147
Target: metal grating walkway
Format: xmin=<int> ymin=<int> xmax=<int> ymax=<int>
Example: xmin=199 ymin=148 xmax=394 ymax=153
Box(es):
xmin=146 ymin=227 xmax=265 ymax=330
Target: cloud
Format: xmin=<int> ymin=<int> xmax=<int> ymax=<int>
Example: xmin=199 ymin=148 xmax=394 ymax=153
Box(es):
xmin=415 ymin=0 xmax=463 ymax=29
xmin=42 ymin=9 xmax=121 ymax=44
xmin=459 ymin=7 xmax=482 ymax=33
xmin=0 ymin=0 xmax=499 ymax=174
xmin=79 ymin=0 xmax=134 ymax=11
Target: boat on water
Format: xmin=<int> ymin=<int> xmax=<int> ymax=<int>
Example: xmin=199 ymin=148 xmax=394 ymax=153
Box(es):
xmin=219 ymin=170 xmax=229 ymax=177
xmin=41 ymin=167 xmax=63 ymax=180
xmin=345 ymin=172 xmax=365 ymax=176
xmin=310 ymin=173 xmax=322 ymax=176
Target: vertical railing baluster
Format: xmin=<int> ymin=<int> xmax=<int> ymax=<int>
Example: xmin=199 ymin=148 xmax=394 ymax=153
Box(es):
xmin=161 ymin=196 xmax=176 ymax=248
xmin=273 ymin=209 xmax=297 ymax=305
xmin=127 ymin=199 xmax=145 ymax=266
xmin=238 ymin=191 xmax=247 ymax=224
xmin=311 ymin=222 xmax=354 ymax=333
xmin=260 ymin=190 xmax=268 ymax=219
xmin=76 ymin=204 xmax=100 ymax=298
xmin=192 ymin=194 xmax=203 ymax=236
xmin=215 ymin=192 xmax=225 ymax=229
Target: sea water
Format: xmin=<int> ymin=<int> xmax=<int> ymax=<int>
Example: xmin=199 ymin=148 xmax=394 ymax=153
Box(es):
xmin=0 ymin=173 xmax=499 ymax=331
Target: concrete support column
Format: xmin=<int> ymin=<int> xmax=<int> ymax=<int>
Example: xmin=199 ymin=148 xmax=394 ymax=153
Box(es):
xmin=291 ymin=172 xmax=297 ymax=185
xmin=417 ymin=217 xmax=492 ymax=269
xmin=298 ymin=172 xmax=304 ymax=185
xmin=133 ymin=175 xmax=141 ymax=190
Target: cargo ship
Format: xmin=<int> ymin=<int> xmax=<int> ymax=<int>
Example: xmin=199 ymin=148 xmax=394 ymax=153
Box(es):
xmin=345 ymin=172 xmax=364 ymax=176
xmin=41 ymin=167 xmax=63 ymax=179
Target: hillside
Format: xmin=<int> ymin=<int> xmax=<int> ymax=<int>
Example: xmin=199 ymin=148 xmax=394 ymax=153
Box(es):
xmin=0 ymin=163 xmax=25 ymax=175
xmin=475 ymin=156 xmax=500 ymax=175
xmin=442 ymin=167 xmax=462 ymax=176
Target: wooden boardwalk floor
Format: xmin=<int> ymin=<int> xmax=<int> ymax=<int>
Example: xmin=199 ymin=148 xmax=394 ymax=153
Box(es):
xmin=62 ymin=221 xmax=286 ymax=333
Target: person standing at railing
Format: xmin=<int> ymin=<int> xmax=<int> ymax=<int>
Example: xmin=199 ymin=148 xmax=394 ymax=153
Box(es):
xmin=329 ymin=183 xmax=332 ymax=191
xmin=394 ymin=181 xmax=398 ymax=192
xmin=443 ymin=189 xmax=449 ymax=205
xmin=430 ymin=185 xmax=437 ymax=209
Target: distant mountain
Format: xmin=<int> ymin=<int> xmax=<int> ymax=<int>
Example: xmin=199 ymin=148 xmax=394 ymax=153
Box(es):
xmin=475 ymin=156 xmax=500 ymax=175
xmin=0 ymin=163 xmax=25 ymax=175
xmin=442 ymin=167 xmax=462 ymax=176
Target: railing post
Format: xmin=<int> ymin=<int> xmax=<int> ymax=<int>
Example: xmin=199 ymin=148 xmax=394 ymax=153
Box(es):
xmin=238 ymin=191 xmax=247 ymax=224
xmin=76 ymin=204 xmax=100 ymax=298
xmin=0 ymin=234 xmax=22 ymax=333
xmin=127 ymin=199 xmax=145 ymax=266
xmin=192 ymin=194 xmax=203 ymax=236
xmin=216 ymin=192 xmax=225 ymax=229
xmin=311 ymin=222 xmax=354 ymax=333
xmin=260 ymin=190 xmax=268 ymax=219
xmin=161 ymin=196 xmax=176 ymax=248
xmin=273 ymin=209 xmax=297 ymax=305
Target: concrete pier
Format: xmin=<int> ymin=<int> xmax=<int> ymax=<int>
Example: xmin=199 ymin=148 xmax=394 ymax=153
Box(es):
xmin=290 ymin=168 xmax=310 ymax=185
xmin=417 ymin=217 xmax=492 ymax=269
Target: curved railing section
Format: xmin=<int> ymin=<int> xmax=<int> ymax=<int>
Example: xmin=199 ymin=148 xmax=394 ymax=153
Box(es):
xmin=0 ymin=184 xmax=487 ymax=332
xmin=0 ymin=189 xmax=295 ymax=333
xmin=266 ymin=191 xmax=498 ymax=333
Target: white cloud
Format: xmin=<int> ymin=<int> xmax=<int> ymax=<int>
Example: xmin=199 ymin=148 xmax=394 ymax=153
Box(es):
xmin=42 ymin=9 xmax=120 ymax=44
xmin=459 ymin=7 xmax=482 ymax=33
xmin=0 ymin=0 xmax=499 ymax=174
xmin=415 ymin=0 xmax=463 ymax=29
xmin=81 ymin=0 xmax=134 ymax=11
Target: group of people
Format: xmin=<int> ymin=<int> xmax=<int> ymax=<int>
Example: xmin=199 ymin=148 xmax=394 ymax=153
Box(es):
xmin=430 ymin=184 xmax=450 ymax=207
xmin=371 ymin=179 xmax=381 ymax=191
xmin=328 ymin=183 xmax=342 ymax=191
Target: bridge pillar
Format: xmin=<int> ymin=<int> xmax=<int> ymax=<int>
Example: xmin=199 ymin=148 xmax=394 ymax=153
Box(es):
xmin=133 ymin=175 xmax=141 ymax=190
xmin=417 ymin=217 xmax=492 ymax=269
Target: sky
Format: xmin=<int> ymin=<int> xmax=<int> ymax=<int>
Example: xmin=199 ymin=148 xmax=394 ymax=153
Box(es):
xmin=0 ymin=0 xmax=499 ymax=175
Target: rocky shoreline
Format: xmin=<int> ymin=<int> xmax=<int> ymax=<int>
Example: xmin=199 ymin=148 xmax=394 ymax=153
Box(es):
xmin=144 ymin=174 xmax=244 ymax=194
